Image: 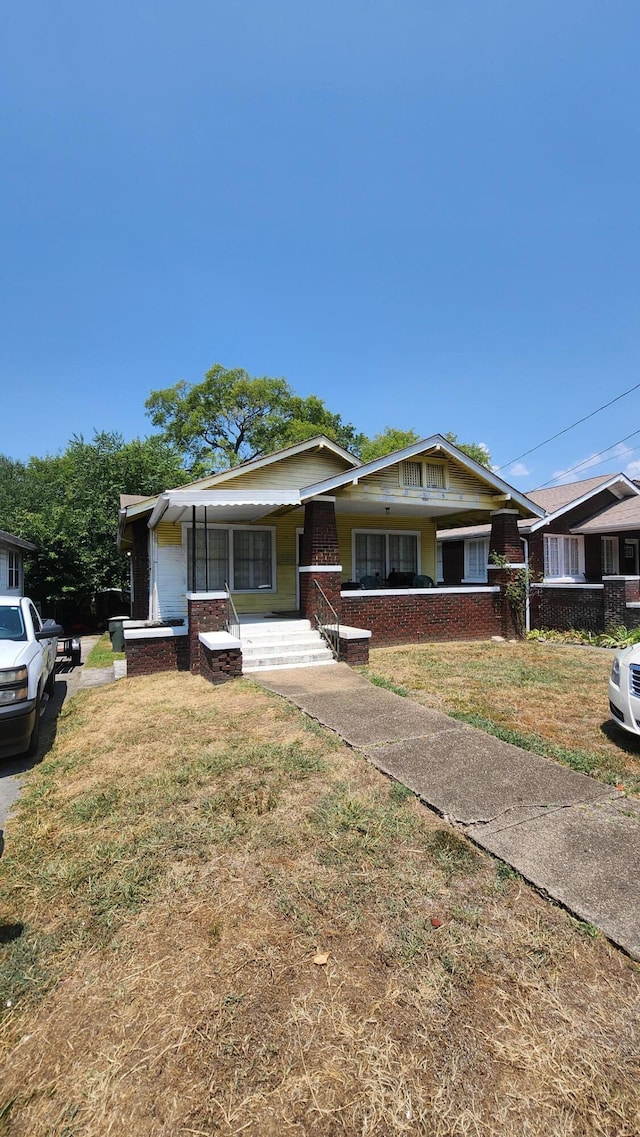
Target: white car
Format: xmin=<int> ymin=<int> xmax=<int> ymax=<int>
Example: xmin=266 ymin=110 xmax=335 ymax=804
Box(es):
xmin=0 ymin=597 xmax=63 ymax=759
xmin=609 ymin=644 xmax=640 ymax=737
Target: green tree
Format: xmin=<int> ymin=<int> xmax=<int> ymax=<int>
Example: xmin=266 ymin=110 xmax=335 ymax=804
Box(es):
xmin=359 ymin=427 xmax=421 ymax=463
xmin=145 ymin=364 xmax=364 ymax=473
xmin=0 ymin=432 xmax=187 ymax=610
xmin=443 ymin=432 xmax=492 ymax=468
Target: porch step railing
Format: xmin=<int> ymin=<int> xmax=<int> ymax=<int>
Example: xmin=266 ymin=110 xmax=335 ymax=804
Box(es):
xmin=224 ymin=582 xmax=240 ymax=640
xmin=313 ymin=579 xmax=340 ymax=661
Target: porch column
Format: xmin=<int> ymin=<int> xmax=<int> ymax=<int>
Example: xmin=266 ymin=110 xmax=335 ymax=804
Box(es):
xmin=299 ymin=498 xmax=342 ymax=621
xmin=131 ymin=520 xmax=150 ymax=619
xmin=187 ymin=592 xmax=228 ymax=674
xmin=487 ymin=509 xmax=526 ymax=638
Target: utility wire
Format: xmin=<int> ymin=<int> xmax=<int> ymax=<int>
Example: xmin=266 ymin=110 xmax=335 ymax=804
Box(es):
xmin=533 ymin=428 xmax=640 ymax=489
xmin=495 ymin=380 xmax=640 ymax=471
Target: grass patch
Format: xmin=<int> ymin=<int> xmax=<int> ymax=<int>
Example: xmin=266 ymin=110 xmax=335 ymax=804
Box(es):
xmin=367 ymin=671 xmax=409 ymax=697
xmin=84 ymin=632 xmax=124 ymax=669
xmin=369 ymin=640 xmax=640 ymax=795
xmin=0 ymin=671 xmax=638 ymax=1135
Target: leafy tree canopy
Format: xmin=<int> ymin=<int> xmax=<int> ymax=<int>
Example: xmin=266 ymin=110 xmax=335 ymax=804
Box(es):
xmin=145 ymin=364 xmax=365 ymax=473
xmin=0 ymin=432 xmax=187 ymax=609
xmin=359 ymin=428 xmax=421 ymax=463
xmin=443 ymin=432 xmax=492 ymax=468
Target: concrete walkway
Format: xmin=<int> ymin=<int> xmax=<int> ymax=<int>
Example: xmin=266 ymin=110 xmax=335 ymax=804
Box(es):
xmin=255 ymin=663 xmax=640 ymax=961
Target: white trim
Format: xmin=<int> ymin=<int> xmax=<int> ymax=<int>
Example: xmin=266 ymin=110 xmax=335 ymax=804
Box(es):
xmin=490 ymin=508 xmax=520 ymax=516
xmin=602 ymin=574 xmax=640 ymax=581
xmin=487 ymin=562 xmax=526 ymax=570
xmin=322 ymin=623 xmax=373 ymax=640
xmin=298 ymin=564 xmax=342 ymax=573
xmin=463 ymin=536 xmax=489 ymax=583
xmin=342 ymin=586 xmax=499 ymax=597
xmin=543 ymin=533 xmax=585 ymax=582
xmin=530 ymin=583 xmax=604 ymax=590
xmin=199 ymin=631 xmax=241 ymax=649
xmin=124 ymin=626 xmax=189 ymax=640
xmin=186 ymin=590 xmax=227 ymax=600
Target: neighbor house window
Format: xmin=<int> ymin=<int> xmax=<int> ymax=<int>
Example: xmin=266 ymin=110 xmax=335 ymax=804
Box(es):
xmin=543 ymin=535 xmax=584 ymax=580
xmin=463 ymin=539 xmax=488 ymax=583
xmin=7 ymin=552 xmax=19 ymax=590
xmin=354 ymin=531 xmax=419 ymax=583
xmin=187 ymin=526 xmax=274 ymax=592
xmin=401 ymin=461 xmax=446 ymax=490
xmin=436 ymin=542 xmax=444 ymax=583
xmin=601 ymin=537 xmax=619 ymax=576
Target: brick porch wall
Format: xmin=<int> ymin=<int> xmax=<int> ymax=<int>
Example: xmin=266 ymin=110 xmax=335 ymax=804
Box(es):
xmin=199 ymin=643 xmax=242 ymax=684
xmin=126 ymin=632 xmax=190 ymax=676
xmin=187 ymin=595 xmax=228 ymax=674
xmin=341 ymin=588 xmax=501 ymax=646
xmin=530 ymin=585 xmax=604 ymax=632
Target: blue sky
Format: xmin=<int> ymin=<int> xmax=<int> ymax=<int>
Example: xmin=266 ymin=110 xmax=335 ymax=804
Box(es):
xmin=2 ymin=1 xmax=640 ymax=490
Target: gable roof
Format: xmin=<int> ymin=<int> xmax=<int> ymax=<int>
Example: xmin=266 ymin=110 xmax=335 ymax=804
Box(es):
xmin=570 ymin=495 xmax=640 ymax=534
xmin=300 ymin=434 xmax=544 ymax=517
xmin=0 ymin=530 xmax=36 ymax=552
xmin=527 ymin=474 xmax=629 ymax=512
xmin=527 ymin=472 xmax=639 ymax=532
xmin=177 ymin=435 xmax=360 ymax=491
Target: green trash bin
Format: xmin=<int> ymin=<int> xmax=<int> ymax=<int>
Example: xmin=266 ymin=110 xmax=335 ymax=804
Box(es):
xmin=108 ymin=617 xmax=128 ymax=653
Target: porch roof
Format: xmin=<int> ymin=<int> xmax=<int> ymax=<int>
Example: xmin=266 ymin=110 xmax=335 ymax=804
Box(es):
xmin=570 ymin=495 xmax=640 ymax=535
xmin=148 ymin=489 xmax=302 ymax=527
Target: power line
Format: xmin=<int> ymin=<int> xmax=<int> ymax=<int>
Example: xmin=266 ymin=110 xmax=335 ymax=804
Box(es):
xmin=496 ymin=380 xmax=640 ymax=471
xmin=534 ymin=428 xmax=640 ymax=489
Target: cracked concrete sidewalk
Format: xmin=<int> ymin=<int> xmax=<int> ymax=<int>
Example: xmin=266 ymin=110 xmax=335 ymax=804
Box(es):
xmin=254 ymin=662 xmax=640 ymax=960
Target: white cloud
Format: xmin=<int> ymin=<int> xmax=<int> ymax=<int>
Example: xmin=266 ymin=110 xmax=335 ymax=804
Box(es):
xmin=551 ymin=443 xmax=633 ymax=485
xmin=624 ymin=459 xmax=640 ymax=480
xmin=509 ymin=462 xmax=531 ymax=477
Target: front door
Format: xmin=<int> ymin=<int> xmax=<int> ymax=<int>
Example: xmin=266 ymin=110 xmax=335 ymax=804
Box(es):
xmin=295 ymin=529 xmax=304 ymax=609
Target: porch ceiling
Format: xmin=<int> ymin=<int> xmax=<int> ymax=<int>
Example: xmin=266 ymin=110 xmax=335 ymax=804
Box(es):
xmin=333 ymin=497 xmax=502 ymax=520
xmin=148 ymin=490 xmax=301 ymax=527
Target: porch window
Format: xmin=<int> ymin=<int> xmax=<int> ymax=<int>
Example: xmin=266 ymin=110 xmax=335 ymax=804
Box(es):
xmin=602 ymin=536 xmax=619 ymax=576
xmin=187 ymin=526 xmax=274 ymax=592
xmin=463 ymin=539 xmax=488 ymax=583
xmin=436 ymin=541 xmax=444 ymax=583
xmin=354 ymin=530 xmax=419 ymax=583
xmin=543 ymin=535 xmax=584 ymax=580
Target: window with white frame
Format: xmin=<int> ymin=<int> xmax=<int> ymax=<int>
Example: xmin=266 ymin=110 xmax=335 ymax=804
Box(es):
xmin=401 ymin=461 xmax=446 ymax=490
xmin=601 ymin=536 xmax=619 ymax=576
xmin=463 ymin=538 xmax=489 ymax=582
xmin=543 ymin=535 xmax=584 ymax=580
xmin=354 ymin=530 xmax=419 ymax=583
xmin=436 ymin=541 xmax=444 ymax=583
xmin=7 ymin=552 xmax=19 ymax=590
xmin=187 ymin=526 xmax=274 ymax=592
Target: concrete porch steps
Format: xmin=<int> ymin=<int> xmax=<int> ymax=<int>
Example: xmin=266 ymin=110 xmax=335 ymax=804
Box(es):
xmin=239 ymin=617 xmax=337 ymax=673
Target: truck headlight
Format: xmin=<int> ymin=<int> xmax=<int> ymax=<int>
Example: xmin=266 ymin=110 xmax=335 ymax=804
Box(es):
xmin=0 ymin=666 xmax=28 ymax=704
xmin=611 ymin=657 xmax=621 ymax=687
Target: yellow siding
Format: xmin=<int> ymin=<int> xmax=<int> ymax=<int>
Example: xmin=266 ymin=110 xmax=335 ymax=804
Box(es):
xmin=347 ymin=455 xmax=500 ymax=506
xmin=156 ymin=522 xmax=182 ymax=546
xmin=220 ymin=451 xmax=352 ymax=492
xmin=336 ymin=514 xmax=437 ymax=581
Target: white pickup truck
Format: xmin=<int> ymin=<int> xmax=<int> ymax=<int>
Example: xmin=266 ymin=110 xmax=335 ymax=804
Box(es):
xmin=0 ymin=596 xmax=64 ymax=759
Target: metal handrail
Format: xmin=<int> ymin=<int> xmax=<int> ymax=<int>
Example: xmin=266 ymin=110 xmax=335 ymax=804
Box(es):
xmin=224 ymin=582 xmax=241 ymax=640
xmin=313 ymin=579 xmax=340 ymax=660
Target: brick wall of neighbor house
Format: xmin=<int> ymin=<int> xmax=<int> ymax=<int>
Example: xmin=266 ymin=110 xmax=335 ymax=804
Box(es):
xmin=131 ymin=520 xmax=150 ymax=619
xmin=342 ymin=590 xmax=501 ymax=645
xmin=530 ymin=586 xmax=604 ymax=632
xmin=199 ymin=643 xmax=242 ymax=684
xmin=126 ymin=634 xmax=190 ymax=676
xmin=187 ymin=598 xmax=228 ymax=674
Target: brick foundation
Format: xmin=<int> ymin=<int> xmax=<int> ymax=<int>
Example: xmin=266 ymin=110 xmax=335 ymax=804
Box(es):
xmin=126 ymin=632 xmax=190 ymax=676
xmin=341 ymin=588 xmax=501 ymax=645
xmin=338 ymin=635 xmax=370 ymax=665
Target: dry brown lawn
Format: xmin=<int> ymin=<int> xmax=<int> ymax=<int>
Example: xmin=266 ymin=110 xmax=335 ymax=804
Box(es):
xmin=0 ymin=671 xmax=639 ymax=1136
xmin=367 ymin=640 xmax=640 ymax=795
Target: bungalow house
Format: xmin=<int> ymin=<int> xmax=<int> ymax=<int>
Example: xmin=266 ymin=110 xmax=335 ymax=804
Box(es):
xmin=0 ymin=530 xmax=35 ymax=597
xmin=117 ymin=434 xmax=543 ymax=681
xmin=437 ymin=472 xmax=640 ymax=633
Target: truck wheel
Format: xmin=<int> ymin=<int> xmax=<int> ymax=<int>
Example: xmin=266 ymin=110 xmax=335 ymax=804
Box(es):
xmin=26 ymin=697 xmax=41 ymax=757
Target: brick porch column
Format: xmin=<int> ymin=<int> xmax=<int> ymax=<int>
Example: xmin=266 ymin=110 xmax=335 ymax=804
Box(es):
xmin=187 ymin=592 xmax=228 ymax=674
xmin=131 ymin=520 xmax=150 ymax=619
xmin=487 ymin=509 xmax=526 ymax=638
xmin=299 ymin=498 xmax=342 ymax=622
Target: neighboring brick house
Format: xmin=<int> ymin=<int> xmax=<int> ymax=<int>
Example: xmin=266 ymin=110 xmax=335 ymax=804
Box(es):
xmin=117 ymin=434 xmax=543 ymax=679
xmin=437 ymin=472 xmax=640 ymax=632
xmin=0 ymin=531 xmax=36 ymax=597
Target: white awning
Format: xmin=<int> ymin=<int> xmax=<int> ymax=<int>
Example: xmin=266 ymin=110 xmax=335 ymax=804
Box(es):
xmin=148 ymin=489 xmax=301 ymax=527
